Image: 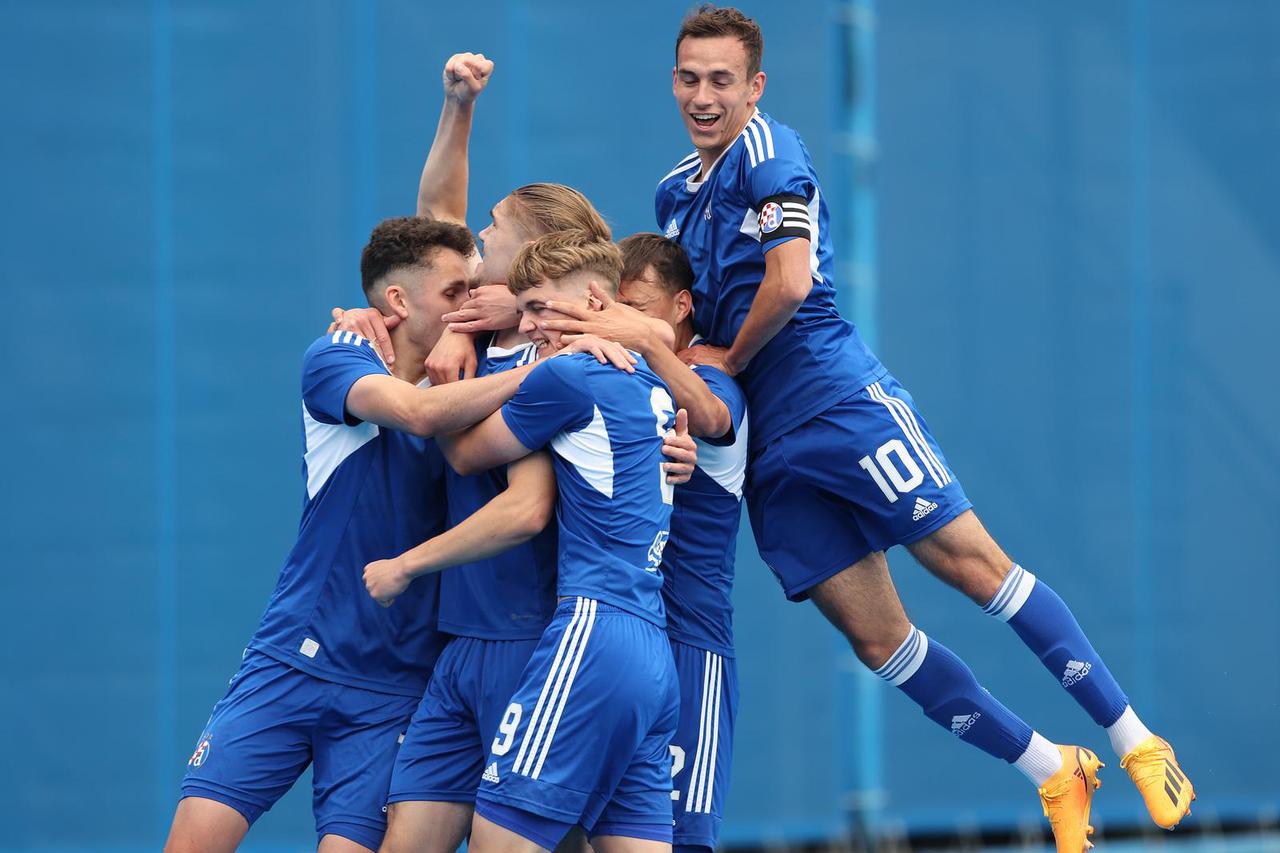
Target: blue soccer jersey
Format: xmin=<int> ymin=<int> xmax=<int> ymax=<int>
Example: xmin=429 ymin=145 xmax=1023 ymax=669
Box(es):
xmin=655 ymin=109 xmax=887 ymax=450
xmin=439 ymin=339 xmax=558 ymax=640
xmin=246 ymin=331 xmax=448 ymax=697
xmin=500 ymin=353 xmax=675 ymax=626
xmin=662 ymin=362 xmax=748 ymax=657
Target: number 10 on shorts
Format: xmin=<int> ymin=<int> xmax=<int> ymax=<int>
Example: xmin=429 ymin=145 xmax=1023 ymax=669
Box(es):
xmin=858 ymin=438 xmax=924 ymax=503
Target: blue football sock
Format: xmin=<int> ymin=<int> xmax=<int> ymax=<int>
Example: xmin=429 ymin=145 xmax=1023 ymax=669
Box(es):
xmin=875 ymin=626 xmax=1033 ymax=764
xmin=984 ymin=564 xmax=1130 ymax=728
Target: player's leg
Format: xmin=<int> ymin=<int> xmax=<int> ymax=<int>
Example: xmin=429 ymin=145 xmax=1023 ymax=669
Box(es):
xmin=166 ymin=651 xmax=317 ymax=852
xmin=310 ymin=679 xmax=421 ymax=853
xmin=381 ymin=637 xmax=493 ymax=853
xmin=591 ymin=837 xmax=670 ymax=853
xmin=163 ymin=797 xmax=249 ymax=853
xmin=886 ymin=376 xmax=1194 ymax=827
xmin=749 ymin=401 xmax=1100 ymax=852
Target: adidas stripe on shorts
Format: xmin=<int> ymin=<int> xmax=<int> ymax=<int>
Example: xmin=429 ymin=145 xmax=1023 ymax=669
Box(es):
xmin=746 ymin=371 xmax=972 ymax=601
xmin=475 ymin=597 xmax=679 ymax=842
xmin=670 ymin=639 xmax=738 ymax=851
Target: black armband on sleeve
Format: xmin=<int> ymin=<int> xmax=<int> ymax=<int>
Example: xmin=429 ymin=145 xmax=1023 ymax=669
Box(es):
xmin=756 ymin=193 xmax=811 ymax=245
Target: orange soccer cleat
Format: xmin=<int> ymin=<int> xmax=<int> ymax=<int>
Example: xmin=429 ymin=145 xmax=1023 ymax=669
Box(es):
xmin=1121 ymin=735 xmax=1195 ymax=829
xmin=1039 ymin=745 xmax=1103 ymax=852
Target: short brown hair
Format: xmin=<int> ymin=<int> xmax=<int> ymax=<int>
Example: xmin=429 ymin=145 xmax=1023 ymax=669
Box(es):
xmin=508 ymin=183 xmax=612 ymax=241
xmin=360 ymin=216 xmax=475 ymax=296
xmin=619 ymin=233 xmax=695 ymax=297
xmin=507 ymin=231 xmax=624 ymax=297
xmin=676 ymin=4 xmax=764 ymax=78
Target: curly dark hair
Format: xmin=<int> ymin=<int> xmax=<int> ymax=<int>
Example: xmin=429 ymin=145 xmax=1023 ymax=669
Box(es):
xmin=676 ymin=4 xmax=764 ymax=77
xmin=359 ymin=216 xmax=475 ymax=297
xmin=619 ymin=233 xmax=695 ymax=297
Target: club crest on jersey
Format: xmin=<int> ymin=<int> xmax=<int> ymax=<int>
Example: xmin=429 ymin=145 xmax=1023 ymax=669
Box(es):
xmin=665 ymin=218 xmax=680 ymax=239
xmin=646 ymin=530 xmax=670 ymax=570
xmin=758 ymin=202 xmax=783 ymax=234
xmin=188 ymin=733 xmax=212 ymax=767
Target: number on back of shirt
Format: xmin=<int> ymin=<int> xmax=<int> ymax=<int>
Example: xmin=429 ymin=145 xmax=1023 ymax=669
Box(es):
xmin=491 ymin=702 xmax=522 ymax=756
xmin=651 ymin=386 xmax=676 ymax=505
xmin=858 ymin=438 xmax=925 ymax=503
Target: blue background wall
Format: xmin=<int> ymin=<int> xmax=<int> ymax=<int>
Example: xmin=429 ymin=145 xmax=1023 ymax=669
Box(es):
xmin=2 ymin=1 xmax=1276 ymax=849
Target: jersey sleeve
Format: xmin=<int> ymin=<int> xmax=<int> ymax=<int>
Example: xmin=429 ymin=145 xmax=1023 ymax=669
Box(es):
xmin=500 ymin=356 xmax=595 ymax=451
xmin=745 ymin=127 xmax=816 ymax=252
xmin=691 ymin=363 xmax=748 ymax=447
xmin=301 ymin=332 xmax=389 ymax=426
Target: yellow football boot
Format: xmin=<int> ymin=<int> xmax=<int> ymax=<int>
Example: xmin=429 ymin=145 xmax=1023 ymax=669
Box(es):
xmin=1039 ymin=745 xmax=1103 ymax=852
xmin=1120 ymin=735 xmax=1194 ymax=829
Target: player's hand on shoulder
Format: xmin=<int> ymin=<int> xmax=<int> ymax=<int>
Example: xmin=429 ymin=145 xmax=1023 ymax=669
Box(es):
xmin=676 ymin=342 xmax=734 ymax=375
xmin=328 ymin=306 xmax=400 ymax=365
xmin=363 ymin=557 xmax=411 ymax=608
xmin=444 ymin=284 xmax=520 ymax=333
xmin=554 ymin=334 xmax=637 ymax=373
xmin=661 ymin=409 xmax=697 ymax=484
xmin=425 ymin=325 xmax=477 ymax=385
xmin=443 ymin=52 xmax=494 ymax=105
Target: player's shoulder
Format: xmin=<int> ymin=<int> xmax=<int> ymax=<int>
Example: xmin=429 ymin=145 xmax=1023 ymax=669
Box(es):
xmin=657 ymin=149 xmax=701 ymax=189
xmin=737 ymin=110 xmax=807 ymax=170
xmin=305 ymin=330 xmax=385 ymax=364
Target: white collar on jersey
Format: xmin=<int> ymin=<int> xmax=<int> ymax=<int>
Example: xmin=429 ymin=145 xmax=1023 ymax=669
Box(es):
xmin=686 ymin=108 xmax=761 ymax=191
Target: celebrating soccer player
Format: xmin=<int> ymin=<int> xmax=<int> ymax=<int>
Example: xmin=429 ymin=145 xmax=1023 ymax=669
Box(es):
xmin=649 ymin=5 xmax=1194 ymax=850
xmin=537 ymin=233 xmax=747 ymax=853
xmin=164 ymin=218 xmax=585 ymax=853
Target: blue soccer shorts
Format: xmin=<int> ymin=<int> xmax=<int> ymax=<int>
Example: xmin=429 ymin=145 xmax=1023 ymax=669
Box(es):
xmin=475 ymin=597 xmax=679 ymax=845
xmin=178 ymin=650 xmax=418 ymax=850
xmin=747 ymin=372 xmax=972 ymax=601
xmin=670 ymin=639 xmax=738 ymax=851
xmin=389 ymin=635 xmax=540 ymax=804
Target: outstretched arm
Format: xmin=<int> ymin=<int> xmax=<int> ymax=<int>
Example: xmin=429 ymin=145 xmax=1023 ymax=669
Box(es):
xmin=364 ymin=451 xmax=555 ymax=606
xmin=417 ymin=52 xmax=493 ymax=221
xmin=345 ymin=363 xmax=534 ymax=438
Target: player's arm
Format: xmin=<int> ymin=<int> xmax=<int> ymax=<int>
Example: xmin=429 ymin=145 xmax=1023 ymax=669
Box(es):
xmin=364 ymin=451 xmax=555 ymax=606
xmin=435 ymin=407 xmax=535 ymax=476
xmin=721 ymin=236 xmax=812 ymax=376
xmin=345 ymin=363 xmax=534 ymax=437
xmin=416 ymin=52 xmax=493 ymax=221
xmin=540 ymin=283 xmax=730 ymax=439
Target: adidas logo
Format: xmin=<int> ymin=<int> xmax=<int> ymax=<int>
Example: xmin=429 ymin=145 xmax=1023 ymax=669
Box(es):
xmin=482 ymin=762 xmax=500 ymax=783
xmin=912 ymin=497 xmax=939 ymax=522
xmin=950 ymin=712 xmax=981 ymax=737
xmin=665 ymin=218 xmax=680 ymax=239
xmin=1062 ymin=659 xmax=1092 ymax=688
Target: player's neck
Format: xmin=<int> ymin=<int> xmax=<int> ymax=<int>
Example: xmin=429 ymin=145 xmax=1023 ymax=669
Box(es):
xmin=696 ymin=114 xmax=754 ymax=177
xmin=675 ymin=321 xmax=696 ymax=353
xmin=389 ymin=326 xmax=429 ymax=385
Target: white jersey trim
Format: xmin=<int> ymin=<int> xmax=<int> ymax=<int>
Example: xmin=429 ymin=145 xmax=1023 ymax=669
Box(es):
xmin=551 ymin=405 xmax=615 ymax=498
xmin=301 ymin=403 xmax=379 ymax=500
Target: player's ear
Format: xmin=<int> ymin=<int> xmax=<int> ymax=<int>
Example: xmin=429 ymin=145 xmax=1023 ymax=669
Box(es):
xmin=749 ymin=71 xmax=766 ymax=105
xmin=674 ymin=290 xmax=693 ymax=324
xmin=384 ymin=285 xmax=411 ymax=320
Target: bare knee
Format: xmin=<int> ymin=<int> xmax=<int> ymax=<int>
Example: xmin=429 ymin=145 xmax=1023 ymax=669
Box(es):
xmin=808 ymin=555 xmax=913 ymax=670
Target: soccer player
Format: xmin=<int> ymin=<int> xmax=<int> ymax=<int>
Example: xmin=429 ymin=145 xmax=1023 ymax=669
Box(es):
xmin=649 ymin=5 xmax=1193 ymax=849
xmin=165 ymin=218 xmax=591 ymax=853
xmin=332 ymin=53 xmax=687 ymax=853
xmin=537 ymin=233 xmax=747 ymax=853
xmin=410 ymin=231 xmax=684 ymax=853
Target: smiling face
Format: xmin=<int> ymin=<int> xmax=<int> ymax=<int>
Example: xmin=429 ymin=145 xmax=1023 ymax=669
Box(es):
xmin=515 ymin=270 xmax=595 ymax=356
xmin=476 ymin=195 xmax=534 ymax=285
xmin=673 ymin=35 xmax=765 ymax=165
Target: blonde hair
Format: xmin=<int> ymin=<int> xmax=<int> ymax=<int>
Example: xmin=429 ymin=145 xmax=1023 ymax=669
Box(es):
xmin=507 ymin=231 xmax=623 ymax=296
xmin=508 ymin=183 xmax=612 ymax=241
